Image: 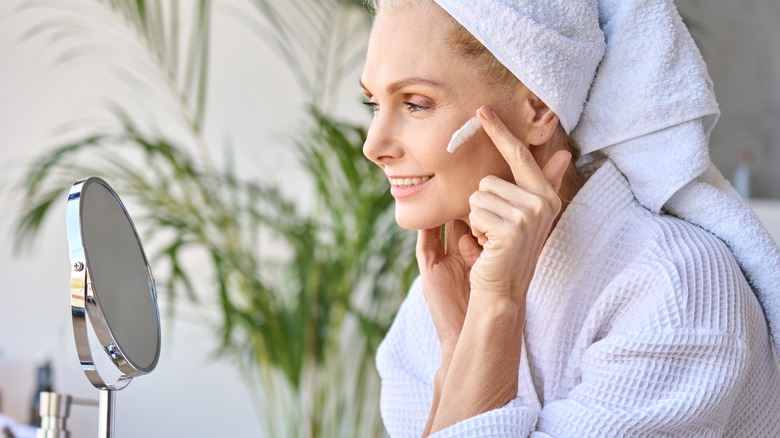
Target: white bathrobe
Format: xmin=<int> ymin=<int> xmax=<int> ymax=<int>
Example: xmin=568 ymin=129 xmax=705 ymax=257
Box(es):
xmin=376 ymin=160 xmax=780 ymax=437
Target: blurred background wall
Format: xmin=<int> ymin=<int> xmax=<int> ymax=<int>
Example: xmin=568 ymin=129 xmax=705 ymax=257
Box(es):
xmin=0 ymin=1 xmax=778 ymax=437
xmin=676 ymin=0 xmax=780 ymax=198
xmin=0 ymin=1 xmax=367 ymax=436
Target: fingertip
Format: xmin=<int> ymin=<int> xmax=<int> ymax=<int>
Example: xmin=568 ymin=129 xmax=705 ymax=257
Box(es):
xmin=458 ymin=233 xmax=482 ymax=262
xmin=477 ymin=105 xmax=496 ymax=121
xmin=476 ymin=106 xmax=516 ymax=154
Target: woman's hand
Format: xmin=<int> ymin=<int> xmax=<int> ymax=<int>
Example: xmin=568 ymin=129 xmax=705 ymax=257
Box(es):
xmin=467 ymin=105 xmax=570 ymax=306
xmin=425 ymin=106 xmax=571 ymax=434
xmin=417 ymin=104 xmax=570 ymax=356
xmin=417 ymin=219 xmax=482 ymax=437
xmin=417 ymin=220 xmax=482 ymax=357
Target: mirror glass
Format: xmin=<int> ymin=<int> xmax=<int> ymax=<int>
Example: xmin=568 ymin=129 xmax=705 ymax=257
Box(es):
xmin=80 ymin=180 xmax=160 ymax=371
xmin=67 ymin=177 xmax=161 ymax=384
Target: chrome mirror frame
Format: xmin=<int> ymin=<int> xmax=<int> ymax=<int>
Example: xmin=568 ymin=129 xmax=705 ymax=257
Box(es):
xmin=66 ymin=177 xmax=161 ymax=389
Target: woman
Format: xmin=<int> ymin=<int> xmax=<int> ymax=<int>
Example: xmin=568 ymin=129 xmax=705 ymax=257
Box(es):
xmin=361 ymin=0 xmax=780 ymax=436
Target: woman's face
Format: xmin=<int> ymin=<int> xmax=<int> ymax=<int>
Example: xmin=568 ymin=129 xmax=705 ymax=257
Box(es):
xmin=361 ymin=3 xmax=526 ymax=230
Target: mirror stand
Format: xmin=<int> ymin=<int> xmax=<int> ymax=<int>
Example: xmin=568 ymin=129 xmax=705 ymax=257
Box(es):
xmin=38 ymin=177 xmax=161 ymax=438
xmin=98 ymin=389 xmax=115 ymax=438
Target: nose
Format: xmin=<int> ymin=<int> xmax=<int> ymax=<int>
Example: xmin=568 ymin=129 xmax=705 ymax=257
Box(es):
xmin=363 ymin=114 xmax=404 ymax=166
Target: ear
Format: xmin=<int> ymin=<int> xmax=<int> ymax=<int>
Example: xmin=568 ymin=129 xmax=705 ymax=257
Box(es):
xmin=522 ymin=94 xmax=559 ymax=146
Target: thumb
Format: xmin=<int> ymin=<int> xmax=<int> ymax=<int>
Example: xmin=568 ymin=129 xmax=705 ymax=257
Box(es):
xmin=458 ymin=233 xmax=482 ymax=269
xmin=542 ymin=149 xmax=572 ymax=194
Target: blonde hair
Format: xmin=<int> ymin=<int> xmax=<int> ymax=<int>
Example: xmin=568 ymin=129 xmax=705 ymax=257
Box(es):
xmin=368 ymin=0 xmax=579 ymax=162
xmin=369 ymin=0 xmax=515 ymax=88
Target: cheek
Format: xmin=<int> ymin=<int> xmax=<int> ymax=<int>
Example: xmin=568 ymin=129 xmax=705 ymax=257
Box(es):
xmin=409 ymin=128 xmax=457 ymax=168
xmin=448 ymin=132 xmax=513 ymax=184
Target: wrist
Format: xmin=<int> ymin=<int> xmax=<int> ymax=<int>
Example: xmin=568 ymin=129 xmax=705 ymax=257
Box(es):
xmin=457 ymin=293 xmax=525 ymax=369
xmin=467 ymin=290 xmax=524 ymax=326
xmin=441 ymin=340 xmax=457 ymax=362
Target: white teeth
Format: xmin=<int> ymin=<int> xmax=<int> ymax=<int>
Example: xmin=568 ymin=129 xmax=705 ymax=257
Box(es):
xmin=389 ymin=176 xmax=430 ymax=187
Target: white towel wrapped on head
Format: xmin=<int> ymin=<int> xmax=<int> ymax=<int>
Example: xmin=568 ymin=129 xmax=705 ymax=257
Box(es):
xmin=434 ymin=0 xmax=780 ymax=356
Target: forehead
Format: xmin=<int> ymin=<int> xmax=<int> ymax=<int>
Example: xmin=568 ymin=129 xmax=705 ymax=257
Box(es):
xmin=362 ymin=4 xmax=456 ymax=84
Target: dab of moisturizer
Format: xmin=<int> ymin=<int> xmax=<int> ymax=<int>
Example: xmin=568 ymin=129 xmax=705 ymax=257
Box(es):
xmin=446 ymin=116 xmax=481 ymax=154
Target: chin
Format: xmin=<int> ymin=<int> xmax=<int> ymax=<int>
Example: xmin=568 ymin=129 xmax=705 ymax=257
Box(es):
xmin=394 ymin=206 xmax=448 ymax=231
xmin=394 ymin=215 xmax=436 ymax=231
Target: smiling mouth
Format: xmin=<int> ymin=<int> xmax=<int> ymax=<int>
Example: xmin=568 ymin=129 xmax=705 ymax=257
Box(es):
xmin=389 ymin=176 xmax=432 ymax=188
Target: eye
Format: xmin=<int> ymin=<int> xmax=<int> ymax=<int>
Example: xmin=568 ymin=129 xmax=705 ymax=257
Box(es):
xmin=404 ymin=102 xmax=428 ymax=112
xmin=404 ymin=95 xmax=434 ymax=113
xmin=362 ymin=100 xmax=379 ymax=114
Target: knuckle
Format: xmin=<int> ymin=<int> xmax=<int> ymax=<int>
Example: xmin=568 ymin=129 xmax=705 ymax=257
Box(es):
xmin=469 ymin=191 xmax=483 ymax=207
xmin=548 ymin=194 xmax=562 ymax=213
xmin=527 ymin=196 xmax=546 ymax=216
xmin=513 ymin=144 xmax=534 ymax=166
xmin=507 ymin=208 xmax=526 ymax=227
xmin=479 ymin=175 xmax=498 ymax=190
xmin=489 ymin=119 xmax=511 ymax=138
xmin=538 ymin=190 xmax=560 ymax=213
xmin=528 ymin=193 xmax=561 ymax=217
xmin=470 ymin=209 xmax=491 ymax=231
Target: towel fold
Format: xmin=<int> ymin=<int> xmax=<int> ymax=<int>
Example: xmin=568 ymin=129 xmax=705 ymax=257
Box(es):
xmin=665 ymin=165 xmax=780 ymax=350
xmin=435 ymin=0 xmax=780 ymax=357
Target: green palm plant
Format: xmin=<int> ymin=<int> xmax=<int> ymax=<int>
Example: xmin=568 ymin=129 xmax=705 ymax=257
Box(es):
xmin=13 ymin=0 xmax=416 ymax=436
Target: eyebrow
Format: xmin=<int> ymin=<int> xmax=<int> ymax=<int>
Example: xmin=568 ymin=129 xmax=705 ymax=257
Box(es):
xmin=359 ymin=77 xmax=445 ymax=94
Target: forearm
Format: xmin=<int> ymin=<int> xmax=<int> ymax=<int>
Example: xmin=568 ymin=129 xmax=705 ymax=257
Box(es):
xmin=423 ymin=361 xmax=448 ymax=437
xmin=429 ymin=294 xmax=525 ymax=433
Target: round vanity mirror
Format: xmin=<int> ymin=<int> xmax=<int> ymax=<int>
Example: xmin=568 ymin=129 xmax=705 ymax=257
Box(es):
xmin=63 ymin=177 xmax=160 ymax=438
xmin=66 ymin=177 xmax=161 ymax=388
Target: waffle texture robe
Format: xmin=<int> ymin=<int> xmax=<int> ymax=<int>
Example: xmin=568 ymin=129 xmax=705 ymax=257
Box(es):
xmin=377 ymin=160 xmax=780 ymax=437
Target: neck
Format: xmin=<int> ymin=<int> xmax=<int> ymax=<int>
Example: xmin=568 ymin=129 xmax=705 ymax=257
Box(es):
xmin=552 ymin=161 xmax=584 ymax=230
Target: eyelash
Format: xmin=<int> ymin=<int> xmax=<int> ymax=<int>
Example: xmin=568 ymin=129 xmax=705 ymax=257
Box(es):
xmin=405 ymin=102 xmax=427 ymax=112
xmin=362 ymin=101 xmax=379 ymax=114
xmin=361 ymin=100 xmax=430 ymax=114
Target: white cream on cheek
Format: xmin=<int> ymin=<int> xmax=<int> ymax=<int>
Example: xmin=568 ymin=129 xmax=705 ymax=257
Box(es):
xmin=446 ymin=116 xmax=481 ymax=153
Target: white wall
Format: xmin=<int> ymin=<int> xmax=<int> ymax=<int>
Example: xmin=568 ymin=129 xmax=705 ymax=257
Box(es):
xmin=676 ymin=0 xmax=780 ymax=198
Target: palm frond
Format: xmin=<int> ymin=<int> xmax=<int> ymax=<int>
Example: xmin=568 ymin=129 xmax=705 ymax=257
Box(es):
xmin=19 ymin=0 xmax=213 ymax=148
xmin=242 ymin=0 xmax=371 ymax=112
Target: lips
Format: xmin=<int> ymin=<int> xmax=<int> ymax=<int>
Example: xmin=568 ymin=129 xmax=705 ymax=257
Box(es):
xmin=389 ymin=176 xmax=431 ymax=188
xmin=388 ymin=175 xmax=433 ymax=198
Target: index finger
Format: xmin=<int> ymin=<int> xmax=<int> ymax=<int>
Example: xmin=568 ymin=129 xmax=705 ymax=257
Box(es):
xmin=476 ymin=105 xmax=562 ymax=193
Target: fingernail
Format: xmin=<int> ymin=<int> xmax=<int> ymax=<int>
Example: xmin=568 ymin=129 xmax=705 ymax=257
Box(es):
xmin=478 ymin=106 xmax=495 ymax=121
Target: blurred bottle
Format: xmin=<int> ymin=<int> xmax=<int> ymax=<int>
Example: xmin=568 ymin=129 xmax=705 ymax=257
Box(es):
xmin=29 ymin=360 xmax=53 ymax=426
xmin=733 ymin=148 xmax=753 ymax=200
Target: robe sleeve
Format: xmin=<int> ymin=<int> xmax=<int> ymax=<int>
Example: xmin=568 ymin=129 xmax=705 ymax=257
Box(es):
xmin=431 ymin=254 xmax=754 ymax=437
xmin=426 ymin=329 xmax=746 ymax=437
